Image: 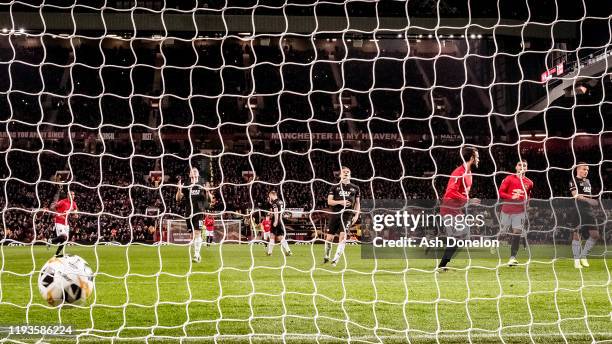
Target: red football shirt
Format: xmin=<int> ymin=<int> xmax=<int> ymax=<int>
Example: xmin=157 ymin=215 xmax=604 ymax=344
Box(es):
xmin=498 ymin=174 xmax=533 ymax=214
xmin=440 ymin=165 xmax=472 ymax=215
xmin=54 ymin=198 xmax=78 ymax=225
xmin=204 ymin=216 xmax=215 ymax=231
xmin=261 ymin=218 xmax=271 ymax=233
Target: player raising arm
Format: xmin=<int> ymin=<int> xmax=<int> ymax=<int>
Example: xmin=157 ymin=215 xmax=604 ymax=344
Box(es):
xmin=438 ymin=147 xmax=480 ymax=271
xmin=176 ymin=167 xmax=212 ymax=263
xmin=47 ymin=190 xmax=79 ymax=257
xmin=570 ymin=163 xmax=600 ymax=269
xmin=497 ymin=159 xmax=533 ymax=266
xmin=324 ymin=166 xmax=361 ymax=267
xmin=267 ymin=191 xmax=292 ymax=256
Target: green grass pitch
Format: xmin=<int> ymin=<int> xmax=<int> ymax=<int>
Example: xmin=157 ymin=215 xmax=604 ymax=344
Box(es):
xmin=0 ymin=244 xmax=610 ymax=343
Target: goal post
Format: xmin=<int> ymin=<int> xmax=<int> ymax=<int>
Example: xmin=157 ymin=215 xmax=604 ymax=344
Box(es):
xmin=165 ymin=218 xmax=243 ymax=244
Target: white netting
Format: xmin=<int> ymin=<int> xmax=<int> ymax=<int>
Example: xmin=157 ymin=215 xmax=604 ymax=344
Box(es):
xmin=0 ymin=0 xmax=610 ymax=343
xmin=165 ymin=219 xmax=241 ymax=244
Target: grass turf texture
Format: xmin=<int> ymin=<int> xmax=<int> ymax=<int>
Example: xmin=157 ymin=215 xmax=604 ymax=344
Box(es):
xmin=0 ymin=244 xmax=609 ymax=343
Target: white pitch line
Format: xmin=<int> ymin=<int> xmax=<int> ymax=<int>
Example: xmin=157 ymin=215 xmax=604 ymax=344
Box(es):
xmin=4 ymin=331 xmax=603 ymax=342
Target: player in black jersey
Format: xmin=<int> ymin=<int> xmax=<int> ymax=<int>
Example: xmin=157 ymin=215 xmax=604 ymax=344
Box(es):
xmin=569 ymin=163 xmax=600 ymax=269
xmin=267 ymin=191 xmax=292 ymax=257
xmin=324 ymin=166 xmax=361 ymax=267
xmin=176 ymin=167 xmax=213 ymax=263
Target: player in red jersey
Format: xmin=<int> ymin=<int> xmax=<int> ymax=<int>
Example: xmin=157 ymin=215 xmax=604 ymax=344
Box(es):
xmin=438 ymin=147 xmax=481 ymax=271
xmin=497 ymin=160 xmax=533 ymax=266
xmin=261 ymin=215 xmax=272 ymax=244
xmin=204 ymin=213 xmax=215 ymax=246
xmin=47 ymin=191 xmax=79 ymax=257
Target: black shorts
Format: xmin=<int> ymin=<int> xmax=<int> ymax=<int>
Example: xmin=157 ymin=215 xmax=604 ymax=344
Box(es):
xmin=328 ymin=214 xmax=353 ymax=235
xmin=186 ymin=214 xmax=203 ymax=232
xmin=575 ymin=211 xmax=598 ymax=237
xmin=576 ymin=210 xmax=597 ymax=226
xmin=271 ymin=224 xmax=285 ymax=237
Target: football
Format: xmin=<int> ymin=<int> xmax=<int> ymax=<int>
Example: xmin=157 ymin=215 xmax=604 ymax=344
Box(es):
xmin=38 ymin=255 xmax=94 ymax=306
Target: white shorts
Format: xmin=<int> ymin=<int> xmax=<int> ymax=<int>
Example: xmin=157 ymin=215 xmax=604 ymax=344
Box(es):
xmin=500 ymin=212 xmax=526 ymax=232
xmin=54 ymin=223 xmax=70 ymax=237
xmin=262 ymin=231 xmax=270 ymax=240
xmin=205 ymin=230 xmax=214 ymax=237
xmin=444 ymin=216 xmax=471 ymax=239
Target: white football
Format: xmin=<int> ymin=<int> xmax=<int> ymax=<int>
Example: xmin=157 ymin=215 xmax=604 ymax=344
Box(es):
xmin=38 ymin=255 xmax=94 ymax=306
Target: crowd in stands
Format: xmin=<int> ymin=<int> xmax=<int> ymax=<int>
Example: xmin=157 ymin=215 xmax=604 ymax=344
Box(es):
xmin=0 ymin=138 xmax=608 ymax=245
xmin=0 ymin=31 xmax=609 ymax=245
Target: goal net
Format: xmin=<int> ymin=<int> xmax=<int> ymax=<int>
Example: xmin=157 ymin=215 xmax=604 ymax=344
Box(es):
xmin=165 ymin=219 xmax=242 ymax=244
xmin=0 ymin=0 xmax=610 ymax=343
